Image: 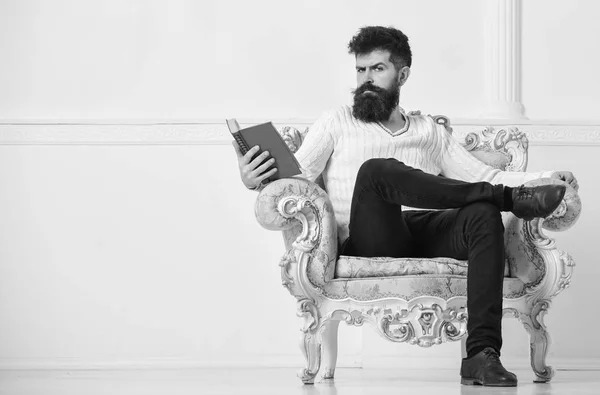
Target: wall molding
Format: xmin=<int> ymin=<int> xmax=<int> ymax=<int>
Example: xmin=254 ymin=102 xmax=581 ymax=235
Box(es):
xmin=0 ymin=120 xmax=599 ymax=146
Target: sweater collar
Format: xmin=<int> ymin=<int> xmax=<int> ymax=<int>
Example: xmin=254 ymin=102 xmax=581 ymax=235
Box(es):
xmin=377 ymin=109 xmax=410 ymax=137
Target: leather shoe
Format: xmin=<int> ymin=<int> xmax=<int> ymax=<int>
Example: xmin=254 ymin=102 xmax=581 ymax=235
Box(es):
xmin=461 ymin=347 xmax=517 ymax=387
xmin=511 ymin=184 xmax=566 ymax=221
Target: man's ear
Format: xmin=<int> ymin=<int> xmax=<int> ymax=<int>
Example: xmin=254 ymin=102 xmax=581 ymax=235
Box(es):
xmin=398 ymin=66 xmax=411 ymax=86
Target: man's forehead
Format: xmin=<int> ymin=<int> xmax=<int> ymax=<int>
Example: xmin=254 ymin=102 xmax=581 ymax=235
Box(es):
xmin=355 ymin=50 xmax=392 ymax=66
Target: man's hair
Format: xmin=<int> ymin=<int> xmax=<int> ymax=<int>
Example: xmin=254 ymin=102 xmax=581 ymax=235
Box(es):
xmin=347 ymin=26 xmax=412 ymax=69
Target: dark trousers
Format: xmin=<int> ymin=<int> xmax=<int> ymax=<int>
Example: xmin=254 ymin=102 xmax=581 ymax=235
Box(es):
xmin=340 ymin=158 xmax=508 ymax=355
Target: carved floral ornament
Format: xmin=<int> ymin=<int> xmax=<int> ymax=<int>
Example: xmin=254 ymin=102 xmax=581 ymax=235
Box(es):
xmin=279 ymin=251 xmax=295 ymax=294
xmin=277 ymin=195 xmax=321 ymax=252
xmin=322 ymin=302 xmax=468 ymax=346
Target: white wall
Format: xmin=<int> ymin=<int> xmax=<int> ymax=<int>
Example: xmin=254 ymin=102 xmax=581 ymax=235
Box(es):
xmin=1 ymin=0 xmax=486 ymax=120
xmin=522 ymin=0 xmax=600 ymax=120
xmin=0 ymin=0 xmax=599 ymax=371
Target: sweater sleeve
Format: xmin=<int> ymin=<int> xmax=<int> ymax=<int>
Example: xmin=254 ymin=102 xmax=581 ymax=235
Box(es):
xmin=293 ymin=110 xmax=336 ymax=183
xmin=436 ymin=121 xmax=555 ymax=186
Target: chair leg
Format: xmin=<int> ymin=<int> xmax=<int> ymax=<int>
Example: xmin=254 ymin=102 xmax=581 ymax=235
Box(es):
xmin=521 ymin=310 xmax=555 ymax=383
xmin=529 ymin=322 xmax=555 ymax=382
xmin=461 ymin=336 xmax=467 ymax=360
xmin=321 ymin=320 xmax=340 ymax=380
xmin=298 ymin=330 xmax=322 ymax=384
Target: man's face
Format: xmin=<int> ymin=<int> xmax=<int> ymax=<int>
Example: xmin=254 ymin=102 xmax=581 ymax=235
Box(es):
xmin=352 ymin=50 xmax=402 ymax=123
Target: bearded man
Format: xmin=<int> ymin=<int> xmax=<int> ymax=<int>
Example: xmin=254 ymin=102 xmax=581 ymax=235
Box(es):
xmin=233 ymin=26 xmax=578 ymax=387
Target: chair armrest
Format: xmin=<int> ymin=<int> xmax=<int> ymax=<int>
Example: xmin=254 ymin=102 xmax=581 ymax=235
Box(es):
xmin=524 ymin=178 xmax=582 ymax=232
xmin=254 ymin=177 xmax=338 ymax=288
xmin=507 ymin=178 xmax=581 ymax=295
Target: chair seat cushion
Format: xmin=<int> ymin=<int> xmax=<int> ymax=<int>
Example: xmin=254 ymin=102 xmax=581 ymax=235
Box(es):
xmin=335 ymin=255 xmax=509 ymax=279
xmin=324 ymin=275 xmax=526 ymax=301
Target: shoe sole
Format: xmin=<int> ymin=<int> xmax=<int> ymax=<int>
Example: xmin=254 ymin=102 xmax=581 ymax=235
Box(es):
xmin=523 ymin=186 xmax=567 ymax=222
xmin=551 ymin=186 xmax=567 ymax=211
xmin=461 ymin=377 xmax=517 ymax=387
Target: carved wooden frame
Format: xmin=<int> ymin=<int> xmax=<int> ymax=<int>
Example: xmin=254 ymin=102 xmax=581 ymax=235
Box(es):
xmin=255 ymin=122 xmax=581 ymax=384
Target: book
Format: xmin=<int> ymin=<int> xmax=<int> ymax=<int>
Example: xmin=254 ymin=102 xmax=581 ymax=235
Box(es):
xmin=226 ymin=118 xmax=301 ymax=181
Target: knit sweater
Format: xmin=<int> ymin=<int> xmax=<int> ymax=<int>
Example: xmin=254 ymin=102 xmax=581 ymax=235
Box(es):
xmin=294 ymin=105 xmax=555 ymax=243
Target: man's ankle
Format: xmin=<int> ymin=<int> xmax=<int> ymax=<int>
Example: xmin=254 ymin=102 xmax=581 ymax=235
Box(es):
xmin=503 ymin=187 xmax=514 ymax=211
xmin=466 ymin=345 xmax=499 ymax=359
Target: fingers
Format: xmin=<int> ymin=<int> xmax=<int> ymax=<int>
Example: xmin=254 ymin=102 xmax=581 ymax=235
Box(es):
xmin=566 ymin=172 xmax=575 ymax=181
xmin=248 ymin=154 xmax=278 ymax=182
xmin=248 ymin=150 xmax=271 ymax=169
xmin=242 ymin=146 xmax=261 ymax=165
xmin=238 ymin=145 xmax=277 ymax=186
xmin=252 ymin=158 xmax=275 ymax=176
xmin=257 ymin=167 xmax=278 ymax=182
xmin=549 ymin=171 xmax=578 ymax=191
xmin=571 ymin=178 xmax=579 ymax=191
xmin=565 ymin=173 xmax=578 ymax=190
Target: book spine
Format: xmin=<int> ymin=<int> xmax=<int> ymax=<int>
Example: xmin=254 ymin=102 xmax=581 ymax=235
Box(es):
xmin=232 ymin=131 xmax=250 ymax=155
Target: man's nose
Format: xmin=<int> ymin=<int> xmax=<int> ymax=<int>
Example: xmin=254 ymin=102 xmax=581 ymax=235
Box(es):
xmin=363 ymin=70 xmax=374 ymax=83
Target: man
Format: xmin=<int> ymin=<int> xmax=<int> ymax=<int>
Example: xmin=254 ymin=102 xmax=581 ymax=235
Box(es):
xmin=233 ymin=26 xmax=578 ymax=387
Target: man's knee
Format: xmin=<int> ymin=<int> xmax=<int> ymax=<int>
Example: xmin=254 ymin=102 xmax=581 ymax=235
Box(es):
xmin=358 ymin=158 xmax=386 ymax=175
xmin=461 ymin=202 xmax=504 ymax=231
xmin=357 ymin=158 xmax=405 ymax=184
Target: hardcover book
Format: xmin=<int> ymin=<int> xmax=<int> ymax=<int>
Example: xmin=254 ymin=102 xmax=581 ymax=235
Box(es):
xmin=226 ymin=119 xmax=301 ymax=181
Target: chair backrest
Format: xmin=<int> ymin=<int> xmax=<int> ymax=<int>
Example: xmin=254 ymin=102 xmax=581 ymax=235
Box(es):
xmin=278 ymin=115 xmax=529 ymax=187
xmin=426 ymin=113 xmax=529 ymax=172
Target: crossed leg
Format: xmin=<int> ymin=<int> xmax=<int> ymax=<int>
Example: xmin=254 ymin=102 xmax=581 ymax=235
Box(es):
xmin=341 ymin=158 xmax=506 ymax=354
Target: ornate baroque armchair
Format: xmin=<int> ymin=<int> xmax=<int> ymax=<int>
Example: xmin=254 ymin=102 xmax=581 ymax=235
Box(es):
xmin=254 ymin=115 xmax=582 ymax=384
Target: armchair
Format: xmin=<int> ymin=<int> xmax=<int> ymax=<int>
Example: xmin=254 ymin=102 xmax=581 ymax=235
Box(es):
xmin=254 ymin=115 xmax=582 ymax=384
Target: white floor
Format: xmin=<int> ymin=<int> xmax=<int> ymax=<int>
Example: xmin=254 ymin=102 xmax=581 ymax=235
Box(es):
xmin=0 ymin=368 xmax=599 ymax=395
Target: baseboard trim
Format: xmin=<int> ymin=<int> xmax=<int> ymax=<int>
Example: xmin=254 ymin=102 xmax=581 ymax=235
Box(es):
xmin=0 ymin=355 xmax=362 ymax=371
xmin=0 ymin=355 xmax=598 ymax=371
xmin=0 ymin=121 xmax=598 ymax=146
xmin=362 ymin=355 xmax=600 ymax=371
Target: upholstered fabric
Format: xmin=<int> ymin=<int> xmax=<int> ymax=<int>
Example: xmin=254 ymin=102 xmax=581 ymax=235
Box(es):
xmin=323 ymin=275 xmax=527 ymax=301
xmin=503 ymin=213 xmax=544 ymax=285
xmin=335 ymin=256 xmax=469 ymax=278
xmin=468 ymin=150 xmax=510 ymax=170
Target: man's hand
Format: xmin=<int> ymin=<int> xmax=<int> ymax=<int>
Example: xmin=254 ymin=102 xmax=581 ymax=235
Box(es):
xmin=551 ymin=171 xmax=579 ymax=191
xmin=232 ymin=141 xmax=278 ymax=189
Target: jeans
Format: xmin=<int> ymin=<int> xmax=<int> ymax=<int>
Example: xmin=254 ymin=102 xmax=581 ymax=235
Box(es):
xmin=340 ymin=158 xmax=508 ymax=355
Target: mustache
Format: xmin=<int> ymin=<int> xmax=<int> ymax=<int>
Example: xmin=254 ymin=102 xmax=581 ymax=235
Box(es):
xmin=351 ymin=83 xmax=387 ymax=96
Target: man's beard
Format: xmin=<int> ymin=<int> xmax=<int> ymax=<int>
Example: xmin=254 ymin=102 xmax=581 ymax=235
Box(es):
xmin=351 ymin=82 xmax=400 ymax=123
